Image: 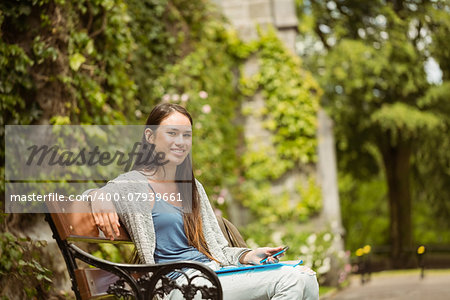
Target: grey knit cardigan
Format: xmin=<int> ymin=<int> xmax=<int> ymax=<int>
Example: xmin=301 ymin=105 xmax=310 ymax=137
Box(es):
xmin=94 ymin=170 xmax=250 ymax=266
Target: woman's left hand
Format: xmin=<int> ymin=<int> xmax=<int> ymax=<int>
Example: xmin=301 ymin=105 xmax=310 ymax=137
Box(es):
xmin=240 ymin=246 xmax=286 ymax=265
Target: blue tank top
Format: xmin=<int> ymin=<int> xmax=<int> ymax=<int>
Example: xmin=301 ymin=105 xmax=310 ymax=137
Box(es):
xmin=150 ymin=184 xmax=211 ymax=264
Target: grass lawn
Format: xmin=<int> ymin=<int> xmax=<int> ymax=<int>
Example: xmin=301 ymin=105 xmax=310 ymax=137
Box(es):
xmin=372 ymin=268 xmax=450 ymax=277
xmin=319 ymin=285 xmax=335 ymax=296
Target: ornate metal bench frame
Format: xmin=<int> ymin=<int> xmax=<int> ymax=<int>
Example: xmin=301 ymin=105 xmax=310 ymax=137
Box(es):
xmin=45 ymin=213 xmax=223 ymax=299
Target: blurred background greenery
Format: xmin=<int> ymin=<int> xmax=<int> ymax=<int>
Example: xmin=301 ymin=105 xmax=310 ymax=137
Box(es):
xmin=296 ymin=0 xmax=450 ymax=264
xmin=1 ymin=0 xmax=449 ymax=298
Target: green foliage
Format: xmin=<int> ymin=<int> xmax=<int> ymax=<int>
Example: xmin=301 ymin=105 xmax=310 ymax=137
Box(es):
xmin=245 ymin=225 xmax=349 ymax=286
xmin=298 ymin=0 xmax=450 ymax=255
xmin=239 ymin=175 xmax=322 ymax=229
xmin=142 ymin=10 xmax=243 ymax=198
xmin=1 ymin=0 xmax=137 ymax=126
xmin=427 ymin=2 xmax=450 ymax=80
xmin=413 ymin=196 xmax=450 ymax=245
xmin=371 ymin=102 xmax=443 ymax=144
xmin=339 ymin=173 xmax=389 ymax=252
xmin=126 ymin=0 xmax=218 ymax=109
xmin=241 ymin=28 xmax=320 ymax=180
xmin=0 ymin=40 xmax=37 ymax=126
xmin=2 ymin=0 xmax=140 ymax=282
xmin=92 ymin=243 xmax=134 ymax=263
xmin=0 ymin=216 xmax=53 ymax=299
xmin=295 ymin=230 xmax=348 ymax=285
xmin=418 ymin=82 xmax=450 ymax=117
xmin=235 ymin=28 xmax=321 ymax=241
xmin=136 ymin=13 xmax=321 ymax=216
xmin=322 ymin=37 xmax=430 ymax=142
xmin=65 ymin=0 xmax=137 ymax=124
xmin=411 ymin=111 xmax=450 ymax=239
xmin=297 ymin=176 xmax=322 ymax=216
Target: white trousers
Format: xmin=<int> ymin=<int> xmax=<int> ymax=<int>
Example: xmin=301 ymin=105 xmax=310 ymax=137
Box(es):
xmin=168 ymin=261 xmax=319 ymax=300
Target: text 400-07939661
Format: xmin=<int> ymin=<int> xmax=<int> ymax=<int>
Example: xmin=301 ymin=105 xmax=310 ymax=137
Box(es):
xmin=91 ymin=191 xmax=182 ymax=202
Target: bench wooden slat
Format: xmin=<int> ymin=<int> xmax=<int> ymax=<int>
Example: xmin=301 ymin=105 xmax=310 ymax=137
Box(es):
xmin=47 ymin=198 xmax=131 ymax=242
xmin=74 ymin=269 xmax=119 ymax=299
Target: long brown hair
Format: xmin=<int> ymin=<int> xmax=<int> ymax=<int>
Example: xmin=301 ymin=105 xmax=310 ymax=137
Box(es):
xmin=130 ymin=103 xmax=217 ymax=263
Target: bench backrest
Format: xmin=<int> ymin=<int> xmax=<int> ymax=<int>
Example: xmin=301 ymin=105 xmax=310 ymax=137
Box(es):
xmin=47 ymin=199 xmax=131 ymax=243
xmin=47 ymin=200 xmax=246 ymax=246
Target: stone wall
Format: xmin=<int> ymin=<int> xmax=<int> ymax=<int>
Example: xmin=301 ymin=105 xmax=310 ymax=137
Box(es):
xmin=216 ymin=0 xmax=344 ymax=245
xmin=217 ymin=0 xmax=298 ymax=51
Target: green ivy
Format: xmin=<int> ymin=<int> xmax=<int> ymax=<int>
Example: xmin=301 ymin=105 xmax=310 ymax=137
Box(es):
xmin=235 ymin=28 xmax=321 ymax=231
xmin=66 ymin=0 xmax=137 ymax=124
xmin=1 ymin=0 xmax=137 ymax=126
xmin=142 ymin=16 xmax=245 ymax=202
xmin=127 ymin=0 xmax=216 ymax=109
xmin=0 ymin=38 xmax=36 ymax=126
xmin=296 ymin=176 xmax=322 ymax=218
xmin=0 ymin=215 xmax=53 ymax=299
xmin=240 ymin=28 xmax=320 ymax=180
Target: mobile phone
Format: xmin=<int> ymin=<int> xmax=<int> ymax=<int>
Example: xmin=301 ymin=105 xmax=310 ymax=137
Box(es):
xmin=260 ymin=246 xmax=289 ymax=264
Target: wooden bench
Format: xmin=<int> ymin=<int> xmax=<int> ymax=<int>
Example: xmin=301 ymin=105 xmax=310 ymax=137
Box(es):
xmin=46 ymin=200 xmax=247 ymax=299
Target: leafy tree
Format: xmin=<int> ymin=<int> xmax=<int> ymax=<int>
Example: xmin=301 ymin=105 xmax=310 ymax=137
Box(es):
xmin=297 ymin=0 xmax=450 ymax=267
xmin=126 ymin=0 xmax=218 ymax=112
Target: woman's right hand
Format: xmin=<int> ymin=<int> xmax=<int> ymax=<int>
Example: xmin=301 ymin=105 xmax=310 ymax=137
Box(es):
xmin=240 ymin=246 xmax=286 ymax=265
xmin=90 ymin=190 xmax=120 ymax=240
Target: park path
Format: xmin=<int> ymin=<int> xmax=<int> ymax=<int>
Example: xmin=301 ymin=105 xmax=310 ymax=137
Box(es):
xmin=323 ymin=271 xmax=450 ymax=300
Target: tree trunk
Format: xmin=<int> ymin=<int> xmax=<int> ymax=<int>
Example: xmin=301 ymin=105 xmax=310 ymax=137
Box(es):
xmin=379 ymin=136 xmax=413 ymax=268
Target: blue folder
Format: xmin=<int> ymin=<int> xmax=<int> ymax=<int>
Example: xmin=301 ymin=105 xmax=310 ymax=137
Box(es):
xmin=215 ymin=262 xmax=300 ymax=275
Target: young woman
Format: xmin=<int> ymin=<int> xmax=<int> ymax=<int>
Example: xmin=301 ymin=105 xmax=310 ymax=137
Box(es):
xmin=90 ymin=103 xmax=319 ymax=299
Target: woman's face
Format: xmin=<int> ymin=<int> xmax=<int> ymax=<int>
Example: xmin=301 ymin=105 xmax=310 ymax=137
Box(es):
xmin=146 ymin=111 xmax=192 ymax=166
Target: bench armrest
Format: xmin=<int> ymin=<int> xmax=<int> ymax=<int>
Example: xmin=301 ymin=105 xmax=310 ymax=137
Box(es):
xmin=68 ymin=244 xmax=222 ymax=300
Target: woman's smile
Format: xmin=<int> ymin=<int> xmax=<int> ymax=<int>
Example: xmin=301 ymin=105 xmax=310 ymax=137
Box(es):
xmin=170 ymin=148 xmax=186 ymax=156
